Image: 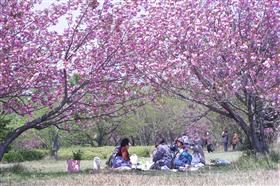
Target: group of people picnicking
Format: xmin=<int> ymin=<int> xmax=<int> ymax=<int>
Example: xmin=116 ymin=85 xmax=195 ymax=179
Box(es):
xmin=105 ymin=129 xmax=240 ymax=171
xmin=105 ymin=129 xmax=241 ymax=171
xmin=106 ymin=135 xmax=206 ymax=171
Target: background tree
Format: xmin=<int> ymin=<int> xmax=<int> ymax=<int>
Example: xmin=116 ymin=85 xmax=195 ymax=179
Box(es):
xmin=112 ymin=97 xmax=189 ymax=145
xmin=130 ymin=0 xmax=280 ymax=153
xmin=1 ymin=0 xmax=279 ymax=159
xmin=0 ymin=0 xmax=148 ymax=160
xmin=61 ymin=118 xmax=121 ymax=147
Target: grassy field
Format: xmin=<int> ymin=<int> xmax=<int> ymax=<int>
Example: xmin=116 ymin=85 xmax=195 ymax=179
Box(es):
xmin=3 ymin=169 xmax=279 ymax=186
xmin=0 ymin=150 xmax=279 ymax=186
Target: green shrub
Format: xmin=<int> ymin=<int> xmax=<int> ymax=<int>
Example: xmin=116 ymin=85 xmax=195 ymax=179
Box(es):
xmin=236 ymin=150 xmax=279 ymax=170
xmin=129 ymin=146 xmax=153 ymax=157
xmin=238 ymin=137 xmax=253 ymax=151
xmin=269 ymin=150 xmax=280 ymax=163
xmin=72 ymin=150 xmax=82 ymax=160
xmin=58 ymin=146 xmax=114 ymax=160
xmin=4 ymin=151 xmax=24 ymax=162
xmin=57 ymin=146 xmax=153 ymax=160
xmin=3 ymin=150 xmax=47 ymax=163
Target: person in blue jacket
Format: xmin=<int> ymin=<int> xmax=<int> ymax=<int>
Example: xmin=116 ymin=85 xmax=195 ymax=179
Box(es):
xmin=174 ymin=137 xmax=192 ymax=169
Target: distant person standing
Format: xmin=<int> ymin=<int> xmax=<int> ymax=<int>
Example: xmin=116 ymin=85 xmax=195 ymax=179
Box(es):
xmin=221 ymin=129 xmax=229 ymax=152
xmin=205 ymin=132 xmax=214 ymax=153
xmin=231 ymin=132 xmax=239 ymax=151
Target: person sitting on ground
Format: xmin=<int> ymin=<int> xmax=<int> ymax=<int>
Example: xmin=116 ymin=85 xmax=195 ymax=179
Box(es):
xmin=174 ymin=137 xmax=192 ymax=169
xmin=191 ymin=140 xmax=206 ymax=166
xmin=150 ymin=137 xmax=173 ymax=170
xmin=106 ymin=144 xmax=120 ymax=167
xmin=111 ymin=138 xmax=131 ymax=169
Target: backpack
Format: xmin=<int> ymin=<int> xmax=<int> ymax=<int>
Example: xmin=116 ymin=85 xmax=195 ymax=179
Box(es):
xmin=106 ymin=145 xmax=121 ymax=167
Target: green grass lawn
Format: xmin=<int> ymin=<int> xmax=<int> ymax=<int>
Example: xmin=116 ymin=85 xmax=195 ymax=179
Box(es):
xmin=0 ymin=150 xmax=279 ymax=186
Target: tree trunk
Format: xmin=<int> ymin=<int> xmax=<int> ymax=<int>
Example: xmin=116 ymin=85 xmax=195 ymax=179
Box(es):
xmin=247 ymin=94 xmax=269 ymax=154
xmin=232 ymin=112 xmax=269 ymax=154
xmin=97 ymin=134 xmax=104 ymax=147
xmin=84 ymin=133 xmax=96 ymax=147
xmin=0 ymin=125 xmax=31 ymax=161
xmin=130 ymin=135 xmax=135 ymax=146
xmin=248 ymin=119 xmax=269 ymax=154
xmin=0 ymin=108 xmax=55 ymax=161
xmin=51 ymin=132 xmax=60 ymax=160
xmin=248 ymin=130 xmax=269 ymax=154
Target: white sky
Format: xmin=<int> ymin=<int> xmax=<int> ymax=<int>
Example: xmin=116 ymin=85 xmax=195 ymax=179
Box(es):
xmin=37 ymin=0 xmax=122 ymax=33
xmin=35 ymin=0 xmax=67 ymax=33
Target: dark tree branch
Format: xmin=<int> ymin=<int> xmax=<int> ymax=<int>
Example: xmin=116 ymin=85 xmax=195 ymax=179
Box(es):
xmin=63 ymin=69 xmax=68 ymax=100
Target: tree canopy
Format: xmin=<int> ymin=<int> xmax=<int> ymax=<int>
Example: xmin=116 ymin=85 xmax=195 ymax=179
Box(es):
xmin=0 ymin=0 xmax=279 ymax=159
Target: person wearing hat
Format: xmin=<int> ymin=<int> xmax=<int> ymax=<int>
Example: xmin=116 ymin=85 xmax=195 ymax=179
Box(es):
xmin=174 ymin=137 xmax=192 ymax=170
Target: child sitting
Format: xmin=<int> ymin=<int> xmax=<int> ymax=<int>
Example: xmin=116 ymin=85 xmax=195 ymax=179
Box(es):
xmin=174 ymin=138 xmax=192 ymax=169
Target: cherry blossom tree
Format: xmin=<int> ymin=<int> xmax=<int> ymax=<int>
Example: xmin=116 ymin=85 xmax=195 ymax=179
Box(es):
xmin=1 ymin=0 xmax=279 ymax=160
xmin=131 ymin=0 xmax=280 ymax=153
xmin=0 ymin=0 xmax=148 ymax=160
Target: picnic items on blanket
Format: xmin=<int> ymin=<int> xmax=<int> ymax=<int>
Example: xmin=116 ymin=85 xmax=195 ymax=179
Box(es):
xmin=114 ymin=166 xmax=132 ymax=170
xmin=138 ymin=161 xmax=154 ymax=170
xmin=93 ymin=157 xmax=101 ymax=170
xmin=210 ymin=159 xmax=231 ymax=166
xmin=130 ymin=154 xmax=138 ymax=167
xmin=189 ymin=166 xmax=200 ymax=171
xmin=131 ymin=154 xmax=145 ymax=169
xmin=192 ymin=162 xmax=205 ymax=168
